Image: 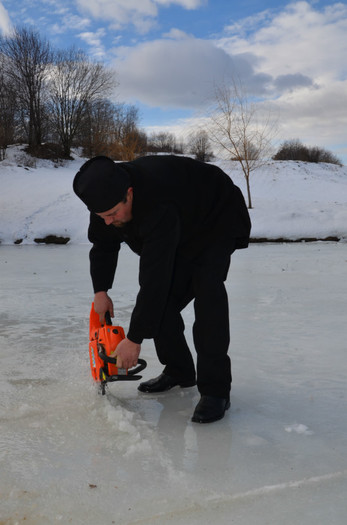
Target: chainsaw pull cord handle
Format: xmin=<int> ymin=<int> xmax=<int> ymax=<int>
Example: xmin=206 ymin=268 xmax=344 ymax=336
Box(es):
xmin=99 ymin=311 xmax=147 ymax=376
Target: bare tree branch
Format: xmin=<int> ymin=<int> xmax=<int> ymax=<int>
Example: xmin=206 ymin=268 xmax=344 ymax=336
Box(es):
xmin=0 ymin=26 xmax=52 ymax=148
xmin=47 ymin=47 xmax=116 ymax=157
xmin=206 ymin=78 xmax=277 ymax=208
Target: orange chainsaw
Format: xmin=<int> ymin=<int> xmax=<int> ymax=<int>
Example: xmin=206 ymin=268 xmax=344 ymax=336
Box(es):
xmin=89 ymin=302 xmax=147 ymax=395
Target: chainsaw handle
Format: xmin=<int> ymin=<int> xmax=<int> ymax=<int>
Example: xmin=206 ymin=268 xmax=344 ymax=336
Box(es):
xmin=104 ymin=311 xmax=112 ymax=326
xmin=128 ymin=358 xmax=147 ymax=376
xmin=98 ymin=348 xmax=147 ymax=375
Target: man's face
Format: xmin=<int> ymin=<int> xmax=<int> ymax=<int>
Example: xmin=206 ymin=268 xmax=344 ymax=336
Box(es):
xmin=96 ymin=187 xmax=133 ymax=227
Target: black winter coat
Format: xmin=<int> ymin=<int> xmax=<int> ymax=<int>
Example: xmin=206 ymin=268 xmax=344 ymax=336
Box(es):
xmin=88 ymin=155 xmax=251 ymax=343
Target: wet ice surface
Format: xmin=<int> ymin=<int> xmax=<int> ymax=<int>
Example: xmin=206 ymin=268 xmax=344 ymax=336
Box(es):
xmin=1 ymin=243 xmax=347 ymax=525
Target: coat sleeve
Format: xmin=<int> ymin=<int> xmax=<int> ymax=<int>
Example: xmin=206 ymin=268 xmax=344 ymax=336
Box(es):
xmin=88 ymin=213 xmax=121 ymax=293
xmin=127 ymin=204 xmax=180 ymax=344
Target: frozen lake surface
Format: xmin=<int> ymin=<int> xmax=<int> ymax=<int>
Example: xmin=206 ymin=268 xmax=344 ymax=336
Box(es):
xmin=1 ymin=242 xmax=347 ymax=524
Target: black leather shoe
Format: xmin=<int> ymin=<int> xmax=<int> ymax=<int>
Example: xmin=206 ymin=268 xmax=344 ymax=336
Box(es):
xmin=138 ymin=373 xmax=196 ymax=393
xmin=191 ymin=395 xmax=230 ymax=423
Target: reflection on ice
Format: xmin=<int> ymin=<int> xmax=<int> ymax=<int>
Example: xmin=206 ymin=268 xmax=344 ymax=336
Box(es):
xmin=1 ymin=243 xmax=347 ymax=524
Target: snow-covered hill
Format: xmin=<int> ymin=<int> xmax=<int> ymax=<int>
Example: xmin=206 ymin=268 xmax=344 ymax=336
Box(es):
xmin=1 ymin=145 xmax=346 ymax=245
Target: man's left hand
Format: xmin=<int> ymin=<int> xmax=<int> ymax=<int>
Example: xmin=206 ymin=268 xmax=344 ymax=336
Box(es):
xmin=111 ymin=338 xmax=141 ymax=369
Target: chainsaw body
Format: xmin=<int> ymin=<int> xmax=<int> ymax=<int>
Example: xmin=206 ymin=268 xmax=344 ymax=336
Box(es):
xmin=89 ymin=302 xmax=146 ymax=394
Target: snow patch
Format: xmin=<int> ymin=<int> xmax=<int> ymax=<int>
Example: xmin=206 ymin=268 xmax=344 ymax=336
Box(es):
xmin=100 ymin=403 xmax=152 ymax=457
xmin=285 ymin=423 xmax=314 ymax=435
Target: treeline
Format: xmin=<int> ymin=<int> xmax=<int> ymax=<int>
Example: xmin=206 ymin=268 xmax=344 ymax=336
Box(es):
xmin=273 ymin=139 xmax=342 ymax=166
xmin=0 ymin=28 xmax=110 ymax=159
xmin=0 ymin=27 xmax=207 ymax=163
xmin=0 ymin=27 xmax=148 ymax=161
xmin=0 ymin=28 xmax=342 ymax=169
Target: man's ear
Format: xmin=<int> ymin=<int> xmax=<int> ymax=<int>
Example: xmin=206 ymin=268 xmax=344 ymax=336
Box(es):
xmin=127 ymin=187 xmax=133 ymax=201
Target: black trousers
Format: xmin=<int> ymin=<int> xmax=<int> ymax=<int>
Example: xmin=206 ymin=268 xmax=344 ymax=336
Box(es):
xmin=153 ymin=239 xmax=236 ymax=398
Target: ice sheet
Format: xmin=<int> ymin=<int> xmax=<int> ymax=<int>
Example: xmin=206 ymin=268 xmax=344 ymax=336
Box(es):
xmin=0 ymin=243 xmax=346 ymax=524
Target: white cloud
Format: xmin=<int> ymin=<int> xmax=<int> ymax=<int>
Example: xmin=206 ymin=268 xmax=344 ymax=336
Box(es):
xmin=218 ymin=1 xmax=347 ymax=84
xmin=0 ymin=1 xmax=12 ymax=35
xmin=111 ymin=1 xmax=346 ymax=161
xmin=162 ymin=28 xmax=193 ymax=39
xmin=76 ymin=0 xmax=157 ymax=33
xmin=78 ymin=28 xmax=106 ymax=58
xmin=155 ymin=0 xmax=206 ymax=7
xmin=112 ymin=35 xmax=282 ymax=108
xmin=113 ymin=37 xmax=237 ymax=107
xmin=76 ymin=0 xmax=205 ymax=33
xmin=273 ymin=80 xmax=347 ymax=150
xmin=110 ymin=2 xmax=345 ymax=111
xmin=51 ymin=15 xmax=91 ymax=35
xmin=214 ymin=1 xmax=347 ymax=158
xmin=111 ymin=21 xmax=319 ymax=109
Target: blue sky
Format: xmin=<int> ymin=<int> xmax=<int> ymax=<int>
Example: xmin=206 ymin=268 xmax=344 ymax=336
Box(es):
xmin=1 ymin=0 xmax=346 ymax=162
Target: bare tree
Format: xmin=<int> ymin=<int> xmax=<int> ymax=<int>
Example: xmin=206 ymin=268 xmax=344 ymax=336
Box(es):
xmin=112 ymin=104 xmax=139 ymax=142
xmin=110 ymin=104 xmax=147 ymax=160
xmin=207 ymin=79 xmax=277 ymax=208
xmin=80 ymin=101 xmax=146 ymax=160
xmin=273 ymin=139 xmax=342 ymax=166
xmin=187 ymin=130 xmax=214 ymax=162
xmin=47 ymin=47 xmax=115 ymax=157
xmin=0 ymin=57 xmax=17 ymax=159
xmin=147 ymin=131 xmax=182 ymax=154
xmin=110 ymin=128 xmax=147 ymax=161
xmin=79 ymin=98 xmax=117 ymax=157
xmin=0 ymin=27 xmax=52 ymax=149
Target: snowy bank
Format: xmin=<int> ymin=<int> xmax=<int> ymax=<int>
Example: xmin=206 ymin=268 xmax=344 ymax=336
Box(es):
xmin=0 ymin=145 xmax=346 ymax=245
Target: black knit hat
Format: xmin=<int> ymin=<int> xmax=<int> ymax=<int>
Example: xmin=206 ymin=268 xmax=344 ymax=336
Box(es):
xmin=73 ymin=156 xmax=131 ymax=213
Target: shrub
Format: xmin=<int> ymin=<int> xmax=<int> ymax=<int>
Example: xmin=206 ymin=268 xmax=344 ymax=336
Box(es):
xmin=273 ymin=139 xmax=342 ymax=166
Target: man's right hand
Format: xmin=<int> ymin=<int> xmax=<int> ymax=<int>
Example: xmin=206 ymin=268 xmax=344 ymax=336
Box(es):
xmin=94 ymin=291 xmax=114 ymax=323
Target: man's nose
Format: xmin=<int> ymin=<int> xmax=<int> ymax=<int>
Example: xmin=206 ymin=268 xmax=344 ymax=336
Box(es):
xmin=104 ymin=216 xmax=113 ymax=225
